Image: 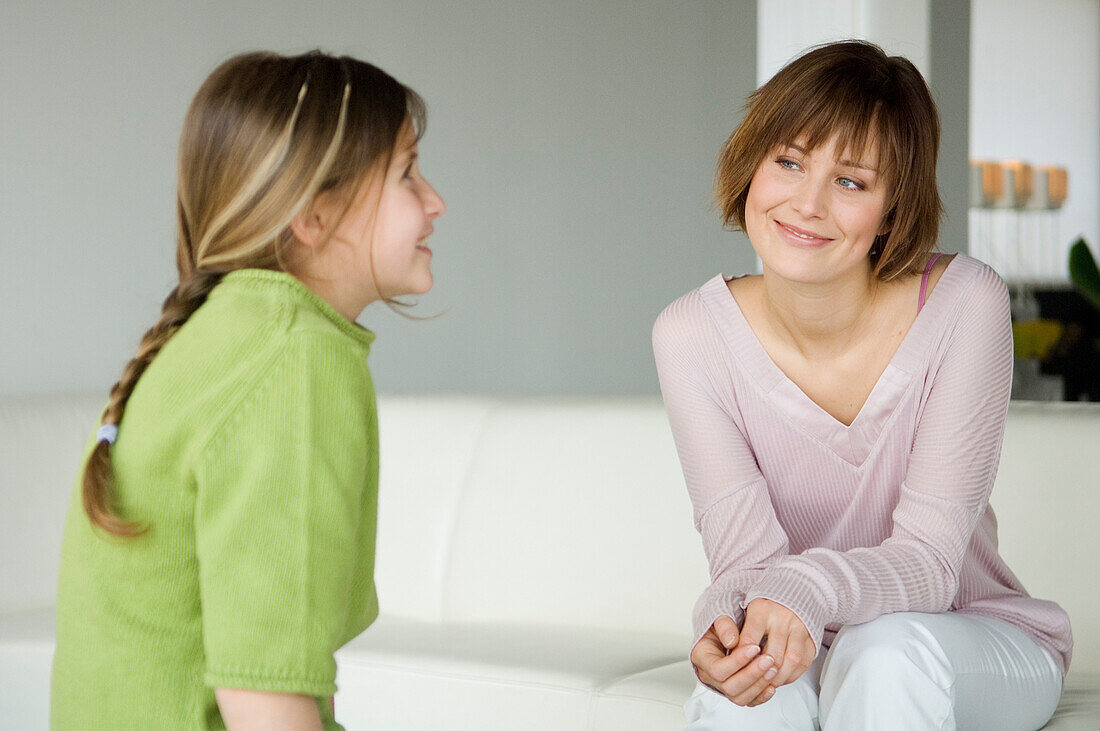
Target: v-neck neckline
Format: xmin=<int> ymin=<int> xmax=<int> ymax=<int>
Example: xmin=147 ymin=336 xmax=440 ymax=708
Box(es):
xmin=699 ymin=254 xmax=969 ymax=466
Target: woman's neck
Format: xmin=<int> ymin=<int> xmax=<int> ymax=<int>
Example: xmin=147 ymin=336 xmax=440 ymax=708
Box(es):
xmin=759 ymin=266 xmax=883 ymax=361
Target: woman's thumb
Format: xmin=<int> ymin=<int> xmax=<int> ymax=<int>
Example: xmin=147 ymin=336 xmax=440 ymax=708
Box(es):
xmin=713 ymin=615 xmax=739 ymax=650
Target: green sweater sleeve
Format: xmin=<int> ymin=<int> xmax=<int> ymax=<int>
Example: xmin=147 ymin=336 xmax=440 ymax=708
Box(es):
xmin=194 ymin=330 xmax=375 ymax=698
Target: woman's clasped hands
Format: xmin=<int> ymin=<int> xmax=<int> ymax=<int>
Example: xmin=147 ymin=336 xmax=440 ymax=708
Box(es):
xmin=690 ymin=598 xmax=816 ymax=707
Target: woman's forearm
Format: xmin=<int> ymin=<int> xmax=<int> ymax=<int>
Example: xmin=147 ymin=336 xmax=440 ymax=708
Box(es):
xmin=215 ymin=687 xmax=324 ymax=730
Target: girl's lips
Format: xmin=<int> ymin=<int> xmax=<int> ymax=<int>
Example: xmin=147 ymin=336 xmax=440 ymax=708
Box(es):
xmin=774 ymin=219 xmax=833 ymax=247
xmin=416 ymin=229 xmax=434 ymax=256
xmin=416 ymin=230 xmax=433 ymax=256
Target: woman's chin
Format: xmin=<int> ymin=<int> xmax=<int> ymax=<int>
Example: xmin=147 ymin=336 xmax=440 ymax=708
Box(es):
xmin=760 ymin=250 xmax=873 ymax=286
xmin=759 ymin=255 xmax=830 ymax=284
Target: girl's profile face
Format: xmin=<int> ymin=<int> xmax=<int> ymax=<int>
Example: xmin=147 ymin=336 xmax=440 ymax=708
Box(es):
xmin=331 ymin=122 xmax=446 ymax=305
xmin=744 ymin=133 xmax=889 ymax=286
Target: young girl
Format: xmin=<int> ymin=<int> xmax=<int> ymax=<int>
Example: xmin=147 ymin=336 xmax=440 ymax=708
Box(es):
xmin=50 ymin=50 xmax=444 ymax=729
xmin=654 ymin=41 xmax=1070 ymax=729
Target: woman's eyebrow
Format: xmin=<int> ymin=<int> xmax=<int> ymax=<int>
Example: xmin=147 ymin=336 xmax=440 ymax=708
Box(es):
xmin=838 ymin=158 xmax=877 ymax=173
xmin=787 ymin=143 xmax=878 ymax=173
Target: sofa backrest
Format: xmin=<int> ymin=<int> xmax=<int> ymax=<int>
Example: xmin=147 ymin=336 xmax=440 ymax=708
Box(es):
xmin=987 ymin=402 xmax=1100 ymax=675
xmin=431 ymin=398 xmax=706 ymax=638
xmin=369 ymin=395 xmax=499 ymax=622
xmin=0 ymin=391 xmax=105 ymax=614
xmin=369 ymin=395 xmax=706 ymax=639
xmin=2 ymin=393 xmax=1098 ymax=674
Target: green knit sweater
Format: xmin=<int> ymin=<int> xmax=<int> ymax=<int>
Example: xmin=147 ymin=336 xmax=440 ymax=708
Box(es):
xmin=51 ymin=270 xmax=379 ymax=730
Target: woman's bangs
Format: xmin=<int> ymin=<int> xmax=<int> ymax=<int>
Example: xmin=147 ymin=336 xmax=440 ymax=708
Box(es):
xmin=767 ymin=89 xmax=883 ymax=171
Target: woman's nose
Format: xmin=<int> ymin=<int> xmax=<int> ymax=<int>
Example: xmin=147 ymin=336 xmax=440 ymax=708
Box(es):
xmin=790 ymin=177 xmax=827 ymax=219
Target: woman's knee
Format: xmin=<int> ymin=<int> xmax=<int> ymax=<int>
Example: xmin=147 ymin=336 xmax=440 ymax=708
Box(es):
xmin=684 ymin=680 xmax=818 ymax=731
xmin=821 ymin=613 xmax=955 ymax=695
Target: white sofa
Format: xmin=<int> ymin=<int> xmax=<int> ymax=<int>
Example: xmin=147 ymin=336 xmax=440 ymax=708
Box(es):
xmin=2 ymin=392 xmax=1098 ymax=729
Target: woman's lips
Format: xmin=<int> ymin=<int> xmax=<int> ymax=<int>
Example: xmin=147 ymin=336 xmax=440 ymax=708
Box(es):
xmin=774 ymin=219 xmax=833 ymax=247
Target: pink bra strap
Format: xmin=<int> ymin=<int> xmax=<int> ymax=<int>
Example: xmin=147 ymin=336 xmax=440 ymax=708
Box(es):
xmin=917 ymin=253 xmax=942 ymax=313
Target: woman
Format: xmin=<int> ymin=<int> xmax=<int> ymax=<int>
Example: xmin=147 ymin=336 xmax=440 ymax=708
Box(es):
xmin=653 ymin=41 xmax=1070 ymax=730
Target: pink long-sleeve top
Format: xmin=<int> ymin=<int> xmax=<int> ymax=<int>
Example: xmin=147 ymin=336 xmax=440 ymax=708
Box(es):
xmin=652 ymin=254 xmax=1072 ymax=675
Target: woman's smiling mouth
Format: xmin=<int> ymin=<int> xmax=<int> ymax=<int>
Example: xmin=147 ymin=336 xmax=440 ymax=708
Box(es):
xmin=774 ymin=219 xmax=834 ymax=247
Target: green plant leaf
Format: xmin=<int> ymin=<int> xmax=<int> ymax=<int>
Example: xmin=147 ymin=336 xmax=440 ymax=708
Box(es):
xmin=1068 ymin=237 xmax=1100 ymax=313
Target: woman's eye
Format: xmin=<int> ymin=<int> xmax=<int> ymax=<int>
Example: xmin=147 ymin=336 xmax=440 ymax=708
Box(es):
xmin=777 ymin=157 xmax=800 ymax=170
xmin=837 ymin=176 xmax=864 ymax=190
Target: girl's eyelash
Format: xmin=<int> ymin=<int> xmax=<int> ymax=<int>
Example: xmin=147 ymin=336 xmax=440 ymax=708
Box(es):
xmin=776 ymin=157 xmax=800 ymax=169
xmin=838 ymin=176 xmax=865 ymax=190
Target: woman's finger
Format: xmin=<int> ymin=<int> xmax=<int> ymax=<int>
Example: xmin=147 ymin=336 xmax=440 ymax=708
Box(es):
xmin=691 ymin=631 xmax=728 ymax=673
xmin=696 ymin=645 xmax=760 ymax=691
xmin=723 ymin=654 xmax=779 ymax=706
xmin=710 ymin=642 xmax=762 ymax=681
xmin=692 ymin=629 xmax=754 ymax=682
xmin=747 ymin=685 xmax=777 ymax=707
xmin=738 ymin=604 xmax=769 ymax=650
xmin=768 ymin=622 xmax=815 ymax=687
xmin=713 ymin=614 xmax=740 ymax=650
xmin=762 ymin=626 xmax=792 ymax=685
xmin=773 ymin=634 xmax=812 ymax=686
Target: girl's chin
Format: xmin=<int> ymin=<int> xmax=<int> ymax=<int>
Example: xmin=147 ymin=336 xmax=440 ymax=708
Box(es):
xmin=403 ymin=273 xmax=434 ymax=296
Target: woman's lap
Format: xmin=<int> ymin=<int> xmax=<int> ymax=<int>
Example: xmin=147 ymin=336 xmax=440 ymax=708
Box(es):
xmin=685 ymin=650 xmax=825 ymax=731
xmin=684 ymin=612 xmax=1062 ymax=730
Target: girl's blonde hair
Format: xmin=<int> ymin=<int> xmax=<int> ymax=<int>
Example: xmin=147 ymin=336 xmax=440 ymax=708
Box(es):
xmin=84 ymin=50 xmax=424 ymax=536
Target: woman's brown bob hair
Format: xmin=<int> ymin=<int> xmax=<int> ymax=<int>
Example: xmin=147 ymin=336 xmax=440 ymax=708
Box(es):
xmin=716 ymin=40 xmax=943 ymax=280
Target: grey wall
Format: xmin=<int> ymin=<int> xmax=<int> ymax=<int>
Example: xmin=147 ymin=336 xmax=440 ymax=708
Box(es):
xmin=0 ymin=1 xmax=757 ymax=397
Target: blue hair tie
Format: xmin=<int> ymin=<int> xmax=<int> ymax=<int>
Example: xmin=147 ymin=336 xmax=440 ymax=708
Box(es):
xmin=96 ymin=424 xmax=119 ymax=445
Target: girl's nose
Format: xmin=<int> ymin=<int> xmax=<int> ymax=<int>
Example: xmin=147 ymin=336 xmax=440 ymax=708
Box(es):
xmin=423 ymin=180 xmax=446 ymax=219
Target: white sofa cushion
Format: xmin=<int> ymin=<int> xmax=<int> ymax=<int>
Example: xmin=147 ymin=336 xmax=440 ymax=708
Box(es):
xmin=333 ymin=615 xmax=689 ymax=730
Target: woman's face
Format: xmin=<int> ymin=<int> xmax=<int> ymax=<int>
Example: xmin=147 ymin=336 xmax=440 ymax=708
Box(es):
xmin=744 ymin=133 xmax=890 ymax=286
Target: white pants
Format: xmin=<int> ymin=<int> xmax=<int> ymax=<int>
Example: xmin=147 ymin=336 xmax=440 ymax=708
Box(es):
xmin=684 ymin=612 xmax=1062 ymax=731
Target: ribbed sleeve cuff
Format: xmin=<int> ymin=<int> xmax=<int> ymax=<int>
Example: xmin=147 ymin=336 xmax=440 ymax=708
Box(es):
xmin=204 ymin=668 xmax=336 ymax=698
xmin=692 ymin=586 xmax=747 ymax=651
xmin=744 ymin=568 xmax=831 ymax=655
